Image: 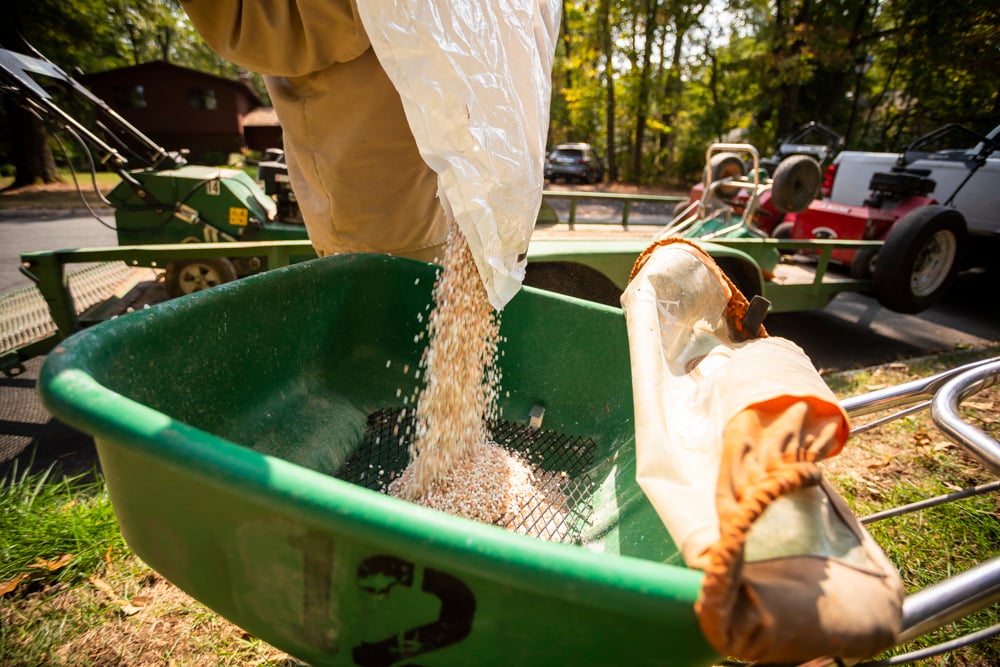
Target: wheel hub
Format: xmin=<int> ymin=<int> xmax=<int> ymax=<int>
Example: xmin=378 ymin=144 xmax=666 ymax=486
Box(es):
xmin=910 ymin=230 xmax=957 ymax=297
xmin=179 ymin=263 xmax=224 ymax=293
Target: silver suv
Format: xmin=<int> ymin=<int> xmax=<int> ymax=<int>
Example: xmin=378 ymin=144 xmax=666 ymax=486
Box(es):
xmin=544 ymin=143 xmax=604 ymax=184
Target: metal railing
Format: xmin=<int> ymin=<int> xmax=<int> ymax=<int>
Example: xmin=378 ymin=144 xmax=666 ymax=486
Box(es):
xmin=840 ymin=359 xmax=1000 ymax=665
xmin=540 ymin=190 xmax=685 ymax=229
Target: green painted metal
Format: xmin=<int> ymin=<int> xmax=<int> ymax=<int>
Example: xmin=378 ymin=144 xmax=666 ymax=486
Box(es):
xmin=709 ymin=238 xmax=879 ymax=313
xmin=108 ymin=166 xmax=308 ymax=248
xmin=7 ymin=233 xmax=885 ymax=375
xmin=527 ymin=238 xmax=648 ymax=288
xmin=525 ymin=236 xmax=886 ymax=314
xmin=2 ymin=242 xmax=318 ymax=376
xmin=38 ymin=253 xmax=718 ymax=667
xmin=19 ymin=251 xmax=77 ymax=341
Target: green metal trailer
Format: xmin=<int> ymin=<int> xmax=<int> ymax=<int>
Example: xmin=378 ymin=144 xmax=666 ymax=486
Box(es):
xmin=0 ymin=43 xmax=904 ymax=379
xmin=3 ymin=232 xmax=886 ymax=378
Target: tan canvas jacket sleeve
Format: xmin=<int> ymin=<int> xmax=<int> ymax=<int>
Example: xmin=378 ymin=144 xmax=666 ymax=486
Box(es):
xmin=178 ymin=0 xmax=370 ymax=76
xmin=179 ymin=1 xmax=449 ymax=261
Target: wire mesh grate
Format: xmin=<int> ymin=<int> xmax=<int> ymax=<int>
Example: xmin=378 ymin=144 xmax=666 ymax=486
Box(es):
xmin=1 ymin=262 xmax=156 ymax=355
xmin=337 ymin=408 xmax=598 ymax=543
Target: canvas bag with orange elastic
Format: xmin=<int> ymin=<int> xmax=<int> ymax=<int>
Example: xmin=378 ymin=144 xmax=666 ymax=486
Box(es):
xmin=620 ymin=238 xmax=905 ymax=663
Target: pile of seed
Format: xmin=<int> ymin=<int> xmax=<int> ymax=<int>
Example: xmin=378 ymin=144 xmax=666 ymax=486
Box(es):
xmin=388 ymin=221 xmax=565 ymax=538
xmin=388 ymin=440 xmax=535 ymax=524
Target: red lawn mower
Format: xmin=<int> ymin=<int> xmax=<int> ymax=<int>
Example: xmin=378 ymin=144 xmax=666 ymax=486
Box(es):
xmin=777 ymin=130 xmax=998 ymax=313
xmin=778 ymin=170 xmax=944 ymax=280
xmin=675 ymin=123 xmax=843 ymax=235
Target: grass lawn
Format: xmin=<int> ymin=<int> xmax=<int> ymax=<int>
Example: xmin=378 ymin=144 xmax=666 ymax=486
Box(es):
xmin=0 ymin=171 xmax=121 ymax=212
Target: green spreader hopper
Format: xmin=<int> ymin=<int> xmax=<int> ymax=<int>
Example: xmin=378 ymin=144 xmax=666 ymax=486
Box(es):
xmin=38 ymin=254 xmax=719 ymax=667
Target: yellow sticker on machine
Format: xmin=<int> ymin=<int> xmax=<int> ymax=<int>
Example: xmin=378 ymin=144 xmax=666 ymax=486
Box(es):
xmin=229 ymin=207 xmax=249 ymax=227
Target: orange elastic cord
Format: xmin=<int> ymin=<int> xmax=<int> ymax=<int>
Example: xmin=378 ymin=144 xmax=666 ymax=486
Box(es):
xmin=695 ymin=462 xmax=823 ymax=657
xmin=628 ymin=237 xmax=767 ymax=341
xmin=628 ymin=237 xmax=708 ymax=283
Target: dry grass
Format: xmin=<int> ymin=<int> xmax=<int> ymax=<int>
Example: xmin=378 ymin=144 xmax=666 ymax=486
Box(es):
xmin=822 ymin=356 xmax=999 ymax=496
xmin=2 ymin=337 xmax=995 ymax=665
xmin=2 ymin=564 xmax=296 ymax=666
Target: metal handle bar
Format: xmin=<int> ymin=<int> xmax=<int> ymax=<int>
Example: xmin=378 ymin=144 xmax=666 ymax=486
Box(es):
xmin=841 ymin=357 xmax=1000 ymax=662
xmin=893 ymin=359 xmax=1000 ymax=642
xmin=840 ymin=357 xmax=997 ymax=421
xmin=931 ymin=360 xmax=1000 ymax=475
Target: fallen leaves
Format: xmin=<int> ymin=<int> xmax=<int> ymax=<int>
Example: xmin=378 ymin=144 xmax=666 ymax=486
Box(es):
xmin=88 ymin=575 xmax=147 ymax=615
xmin=0 ymin=553 xmax=74 ymax=597
xmin=867 ymin=454 xmax=894 ymax=469
xmin=1 ymin=552 xmax=145 ymax=616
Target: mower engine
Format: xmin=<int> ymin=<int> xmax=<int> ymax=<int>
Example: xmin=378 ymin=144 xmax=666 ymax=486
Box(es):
xmin=784 ymin=167 xmax=938 ymax=271
xmin=256 ymin=149 xmax=303 ymax=223
xmin=108 ymin=165 xmax=281 ymax=247
xmin=107 ymin=165 xmax=312 ymax=295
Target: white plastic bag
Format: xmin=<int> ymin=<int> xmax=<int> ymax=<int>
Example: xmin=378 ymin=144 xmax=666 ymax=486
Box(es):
xmin=357 ymin=0 xmax=562 ymax=310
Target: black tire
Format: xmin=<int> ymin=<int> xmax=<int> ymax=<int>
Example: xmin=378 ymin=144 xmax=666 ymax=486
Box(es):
xmin=850 ymin=246 xmax=879 ymax=279
xmin=771 ymin=220 xmax=794 ymax=239
xmin=771 ymin=220 xmax=797 ymax=255
xmin=707 ymin=152 xmax=747 ymax=198
xmin=770 ymin=155 xmax=821 ymax=213
xmin=714 ymin=257 xmax=762 ymax=301
xmin=523 ymin=261 xmax=623 ymax=308
xmin=872 ymin=206 xmax=966 ymax=313
xmin=165 ymin=257 xmax=238 ymax=298
xmin=759 ymin=158 xmax=779 ymax=176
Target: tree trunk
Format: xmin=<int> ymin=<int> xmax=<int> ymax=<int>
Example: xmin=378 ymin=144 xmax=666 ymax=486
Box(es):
xmin=658 ymin=1 xmax=708 ymax=176
xmin=2 ymin=97 xmax=59 ymax=189
xmin=598 ymin=0 xmax=618 ymax=182
xmin=158 ymin=26 xmax=173 ymax=62
xmin=0 ymin=10 xmax=58 ymax=188
xmin=630 ymin=0 xmax=659 ymax=182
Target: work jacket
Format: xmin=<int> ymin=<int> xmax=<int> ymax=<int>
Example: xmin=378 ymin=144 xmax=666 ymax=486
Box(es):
xmin=180 ymin=0 xmax=448 ymax=261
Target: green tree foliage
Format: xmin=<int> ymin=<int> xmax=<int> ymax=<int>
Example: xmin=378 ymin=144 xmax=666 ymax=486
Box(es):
xmin=548 ymin=0 xmax=997 ymax=185
xmin=0 ymin=0 xmax=268 ymax=185
xmin=869 ymin=0 xmax=1000 ymax=147
xmin=4 ymin=0 xmax=265 ymax=95
xmin=550 ymin=2 xmax=608 ymax=160
xmin=3 ymin=0 xmax=997 ymax=188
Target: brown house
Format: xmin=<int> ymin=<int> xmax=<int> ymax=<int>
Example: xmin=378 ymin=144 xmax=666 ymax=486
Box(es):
xmin=242 ymin=106 xmax=283 ymax=153
xmin=82 ymin=61 xmax=281 ymax=161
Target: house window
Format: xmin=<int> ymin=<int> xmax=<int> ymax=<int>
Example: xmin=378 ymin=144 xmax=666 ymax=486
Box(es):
xmin=188 ymin=88 xmax=217 ymax=111
xmin=114 ymin=85 xmax=147 ymax=109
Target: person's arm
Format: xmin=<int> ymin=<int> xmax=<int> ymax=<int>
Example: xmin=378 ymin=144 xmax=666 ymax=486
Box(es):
xmin=179 ymin=0 xmax=370 ymax=76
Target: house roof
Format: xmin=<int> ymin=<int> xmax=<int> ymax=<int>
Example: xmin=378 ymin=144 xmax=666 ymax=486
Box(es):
xmin=82 ymin=60 xmax=262 ymax=106
xmin=243 ymin=107 xmax=279 ymax=127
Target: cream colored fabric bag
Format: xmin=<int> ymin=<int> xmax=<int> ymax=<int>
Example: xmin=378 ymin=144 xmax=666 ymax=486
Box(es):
xmin=621 ymin=239 xmax=904 ymax=663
